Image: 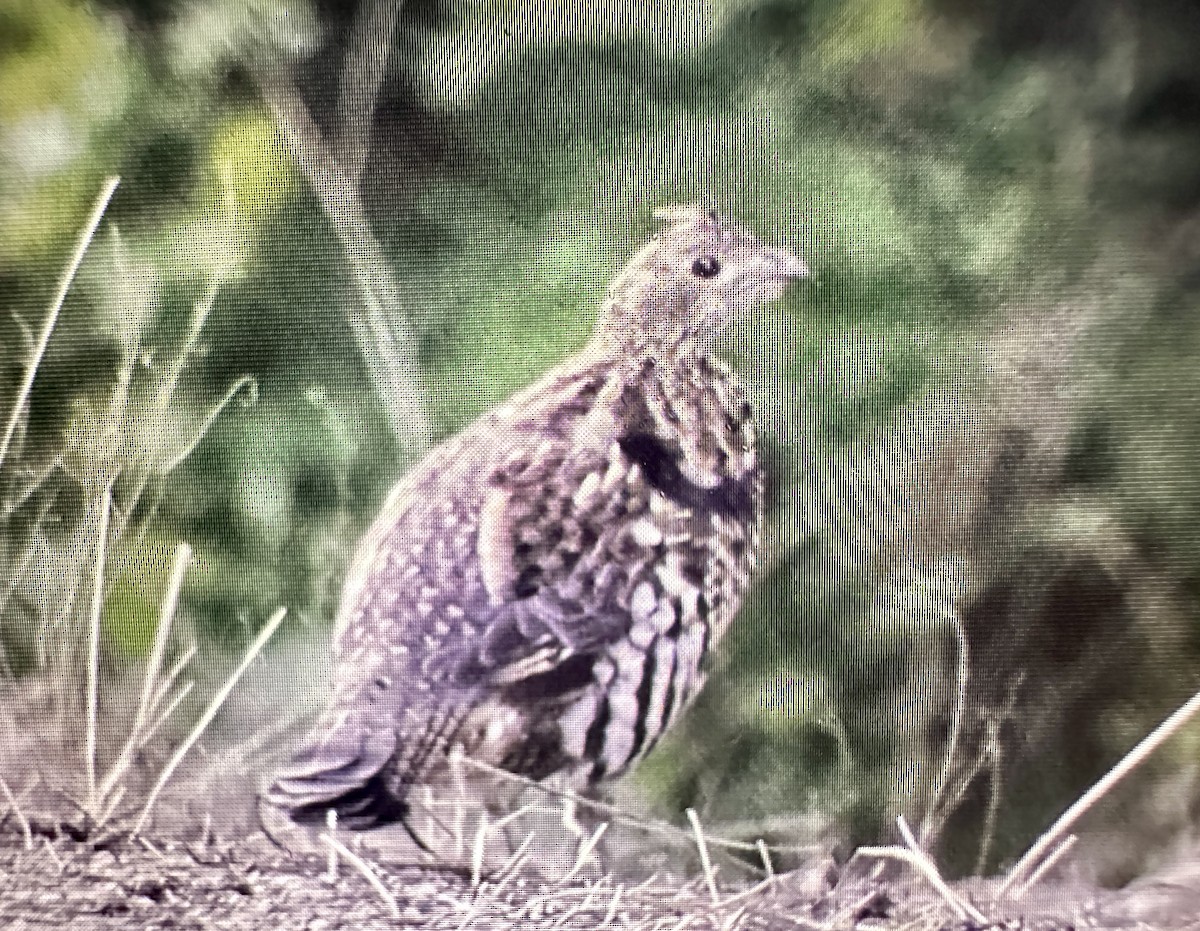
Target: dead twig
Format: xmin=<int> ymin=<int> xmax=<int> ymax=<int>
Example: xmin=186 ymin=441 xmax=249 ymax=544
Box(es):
xmin=856 ymin=815 xmax=989 ymax=925
xmin=1000 ymin=685 xmax=1200 ymax=898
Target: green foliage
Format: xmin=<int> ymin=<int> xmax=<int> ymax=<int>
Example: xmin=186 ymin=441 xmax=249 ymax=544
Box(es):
xmin=102 ymin=537 xmax=177 ymax=657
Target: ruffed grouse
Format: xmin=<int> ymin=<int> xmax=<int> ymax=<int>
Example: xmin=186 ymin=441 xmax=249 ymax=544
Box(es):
xmin=267 ymin=206 xmax=807 ymax=832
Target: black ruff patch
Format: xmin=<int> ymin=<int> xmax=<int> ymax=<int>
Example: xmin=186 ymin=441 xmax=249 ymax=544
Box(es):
xmin=617 ymin=431 xmax=757 ymax=521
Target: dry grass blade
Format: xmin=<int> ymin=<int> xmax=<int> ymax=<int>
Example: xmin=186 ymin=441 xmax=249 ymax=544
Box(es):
xmin=560 ymin=822 xmax=609 ymax=884
xmin=550 ymin=882 xmax=602 ymax=928
xmin=600 ymin=884 xmax=622 ymax=928
xmin=686 ymin=807 xmax=720 ymax=906
xmin=41 ymin=836 xmax=64 ymax=873
xmin=857 ymin=844 xmax=985 ymax=924
xmin=136 ymin=544 xmax=191 ymax=730
xmin=138 ymin=836 xmax=165 ymax=859
xmin=97 ymin=784 xmax=126 ymax=829
xmin=97 ymin=544 xmax=193 ymax=805
xmin=324 ymin=809 xmax=338 ymax=882
xmin=4 ymin=459 xmax=61 ymax=521
xmin=491 ymin=828 xmax=536 ymax=889
xmin=1000 ymin=684 xmax=1200 ymax=898
xmin=0 ymin=775 xmax=32 ymax=849
xmin=85 ymin=485 xmax=114 ymax=816
xmin=143 ymin=681 xmax=194 ymax=741
xmin=856 ymin=815 xmax=989 ymax=925
xmin=320 ymin=832 xmax=400 ymax=919
xmin=756 ymin=839 xmax=774 ymax=880
xmin=150 ymin=644 xmax=197 ymax=713
xmin=0 ymin=176 xmax=120 ymax=469
xmin=96 ymin=680 xmax=194 ymax=823
xmin=0 ymin=496 xmax=56 ymax=629
xmin=973 ymin=717 xmax=1004 ymax=876
xmin=156 ymin=284 xmax=218 ymax=409
xmin=452 ymin=753 xmax=795 ymax=862
xmin=919 ymin=610 xmax=969 ymax=846
xmin=470 ymin=811 xmax=489 ymax=890
xmin=130 ymin=606 xmax=287 ymax=836
xmin=900 ymin=814 xmax=988 ymax=923
xmin=491 ymin=801 xmax=538 ymax=831
xmin=1012 ymin=834 xmax=1078 ymax=901
xmin=160 ymin=376 xmax=258 ymax=475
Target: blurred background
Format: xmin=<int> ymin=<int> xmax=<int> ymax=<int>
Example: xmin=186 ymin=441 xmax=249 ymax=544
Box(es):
xmin=2 ymin=0 xmax=1200 ymax=883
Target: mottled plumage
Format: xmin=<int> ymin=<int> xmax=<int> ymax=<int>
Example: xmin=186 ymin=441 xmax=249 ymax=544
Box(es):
xmin=267 ymin=206 xmax=807 ymax=831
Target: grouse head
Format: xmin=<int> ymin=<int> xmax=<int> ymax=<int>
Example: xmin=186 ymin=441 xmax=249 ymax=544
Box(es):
xmin=594 ymin=205 xmax=808 ymax=350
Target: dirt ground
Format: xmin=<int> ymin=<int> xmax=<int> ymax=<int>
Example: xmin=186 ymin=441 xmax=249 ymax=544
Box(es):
xmin=0 ymin=678 xmax=1196 ymax=930
xmin=2 ymin=817 xmax=1198 ymax=931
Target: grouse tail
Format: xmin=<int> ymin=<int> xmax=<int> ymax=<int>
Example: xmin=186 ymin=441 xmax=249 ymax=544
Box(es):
xmin=265 ymin=708 xmax=405 ymax=830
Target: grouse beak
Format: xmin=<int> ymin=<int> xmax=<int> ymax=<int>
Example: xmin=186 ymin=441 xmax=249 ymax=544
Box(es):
xmin=769 ymin=247 xmax=809 ymax=281
xmin=755 ymin=247 xmax=808 ymax=303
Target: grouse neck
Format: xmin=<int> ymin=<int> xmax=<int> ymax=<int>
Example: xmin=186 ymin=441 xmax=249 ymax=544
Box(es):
xmin=591 ymin=276 xmax=715 ymax=348
xmin=585 ymin=329 xmax=707 ymax=379
xmin=591 ymin=311 xmax=716 ymax=369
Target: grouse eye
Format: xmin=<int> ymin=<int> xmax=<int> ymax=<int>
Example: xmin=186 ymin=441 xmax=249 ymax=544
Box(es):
xmin=691 ymin=256 xmax=721 ymax=278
